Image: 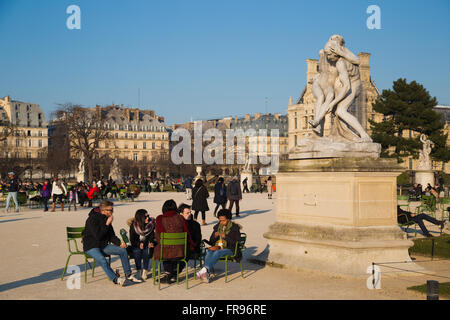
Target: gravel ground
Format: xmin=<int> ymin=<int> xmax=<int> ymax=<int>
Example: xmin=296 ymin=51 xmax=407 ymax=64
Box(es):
xmin=0 ymin=192 xmax=448 ymax=300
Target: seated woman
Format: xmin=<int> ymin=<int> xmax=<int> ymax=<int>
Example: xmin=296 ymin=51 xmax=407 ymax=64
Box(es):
xmin=197 ymin=209 xmax=243 ymax=283
xmin=397 ymin=205 xmax=445 ymax=237
xmin=128 ymin=209 xmax=156 ymax=281
xmin=154 ymin=200 xmax=195 ymax=284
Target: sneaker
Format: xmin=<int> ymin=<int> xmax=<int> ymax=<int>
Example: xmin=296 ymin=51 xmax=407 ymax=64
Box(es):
xmin=439 ymin=221 xmax=446 ymax=231
xmin=126 ymin=273 xmax=143 ymax=283
xmin=159 ymin=272 xmax=171 ymax=283
xmin=201 ymin=270 xmax=210 ymax=283
xmin=114 ymin=277 xmax=125 ymax=286
xmin=142 ymin=269 xmax=148 ymax=280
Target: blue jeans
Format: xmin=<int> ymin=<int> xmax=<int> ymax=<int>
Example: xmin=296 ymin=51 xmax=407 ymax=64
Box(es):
xmin=86 ymin=245 xmax=132 ymax=281
xmin=6 ymin=192 xmax=19 ymax=211
xmin=204 ymin=248 xmax=233 ymax=271
xmin=132 ymin=247 xmax=150 ymax=270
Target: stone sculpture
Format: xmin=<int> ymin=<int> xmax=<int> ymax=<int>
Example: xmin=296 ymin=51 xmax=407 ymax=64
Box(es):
xmin=417 ymin=134 xmax=435 ymax=170
xmin=291 ymin=35 xmax=380 ymax=159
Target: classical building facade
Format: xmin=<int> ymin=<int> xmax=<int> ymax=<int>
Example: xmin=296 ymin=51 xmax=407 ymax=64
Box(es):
xmin=0 ymin=95 xmax=48 ymax=160
xmin=49 ymin=104 xmax=170 ymax=178
xmin=171 ymin=112 xmax=289 ymax=177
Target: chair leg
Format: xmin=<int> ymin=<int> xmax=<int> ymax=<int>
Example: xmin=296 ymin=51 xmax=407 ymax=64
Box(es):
xmin=176 ymin=263 xmax=180 ymax=284
xmin=240 ymin=262 xmax=244 ymax=278
xmin=84 ymin=258 xmax=88 ymax=283
xmin=61 ymin=254 xmax=72 ymax=280
xmin=185 ymin=261 xmax=189 ymax=290
xmin=224 ymin=259 xmax=228 ymax=283
xmin=152 ymin=260 xmax=156 ymax=285
xmin=158 ymin=261 xmax=161 ymax=290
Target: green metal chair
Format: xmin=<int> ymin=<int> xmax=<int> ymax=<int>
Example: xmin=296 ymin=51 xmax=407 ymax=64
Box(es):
xmin=218 ymin=233 xmax=247 ymax=283
xmin=61 ymin=227 xmax=111 ymax=283
xmin=417 ymin=195 xmax=437 ymax=218
xmin=439 ymin=197 xmax=450 ymax=221
xmin=119 ymin=188 xmax=129 ymax=201
xmin=152 ymin=232 xmax=189 ymax=290
xmin=397 ymin=214 xmax=417 ymax=239
xmin=397 ymin=195 xmax=411 ymax=213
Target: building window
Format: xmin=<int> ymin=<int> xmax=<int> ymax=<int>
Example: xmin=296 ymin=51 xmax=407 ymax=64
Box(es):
xmin=26 ymin=152 xmax=32 ymax=159
xmin=16 ymin=139 xmax=20 ymax=147
xmin=152 ymin=142 xmax=155 ymax=149
xmin=28 ymin=140 xmax=32 ymax=147
xmin=294 ymin=118 xmax=297 ymax=130
xmin=143 ymin=134 xmax=147 ymax=139
xmin=134 ymin=144 xmax=138 ymax=149
xmin=115 ymin=133 xmax=119 ymax=139
xmin=409 ymin=158 xmax=413 ymax=170
xmin=133 ymin=153 xmax=138 ymax=161
xmin=125 ymin=133 xmax=128 ymax=139
xmin=134 ymin=133 xmax=137 ymax=139
xmin=143 ymin=142 xmax=146 ymax=149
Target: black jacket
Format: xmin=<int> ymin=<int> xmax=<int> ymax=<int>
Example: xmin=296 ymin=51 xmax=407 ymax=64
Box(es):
xmin=397 ymin=206 xmax=413 ymax=224
xmin=213 ymin=182 xmax=227 ymax=204
xmin=129 ymin=219 xmax=156 ymax=248
xmin=8 ymin=178 xmax=19 ymax=192
xmin=186 ymin=218 xmax=202 ymax=253
xmin=82 ymin=207 xmax=121 ymax=252
xmin=208 ymin=222 xmax=242 ymax=261
xmin=191 ymin=185 xmax=210 ymax=211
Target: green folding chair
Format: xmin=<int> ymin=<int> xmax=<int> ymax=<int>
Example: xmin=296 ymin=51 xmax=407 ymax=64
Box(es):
xmin=415 ymin=195 xmax=437 ymax=218
xmin=397 ymin=195 xmax=411 ymax=213
xmin=61 ymin=227 xmax=111 ymax=283
xmin=398 ymin=214 xmax=417 ymax=239
xmin=192 ymin=241 xmax=206 ymax=280
xmin=218 ymin=233 xmax=247 ymax=283
xmin=152 ymin=232 xmax=189 ymax=290
xmin=439 ymin=197 xmax=450 ymax=221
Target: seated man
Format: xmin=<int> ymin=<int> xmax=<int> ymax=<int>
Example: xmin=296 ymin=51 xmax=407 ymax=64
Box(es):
xmin=397 ymin=205 xmax=445 ymax=238
xmin=196 ymin=209 xmax=243 ymax=283
xmin=82 ymin=200 xmax=142 ymax=286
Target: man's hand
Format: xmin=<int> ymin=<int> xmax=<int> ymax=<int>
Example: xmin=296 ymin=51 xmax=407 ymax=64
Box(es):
xmin=120 ymin=242 xmax=127 ymax=248
xmin=140 ymin=243 xmax=144 ymax=250
xmin=148 ymin=243 xmax=154 ymax=248
xmin=208 ymin=246 xmax=221 ymax=251
xmin=106 ymin=215 xmax=114 ymax=226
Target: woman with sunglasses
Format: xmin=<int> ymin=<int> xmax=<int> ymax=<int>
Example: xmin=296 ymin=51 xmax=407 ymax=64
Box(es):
xmin=128 ymin=209 xmax=156 ymax=281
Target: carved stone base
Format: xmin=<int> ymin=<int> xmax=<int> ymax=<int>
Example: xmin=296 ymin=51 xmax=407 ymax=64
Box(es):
xmin=289 ymin=135 xmax=381 ymax=160
xmin=262 ymin=158 xmax=425 ymax=276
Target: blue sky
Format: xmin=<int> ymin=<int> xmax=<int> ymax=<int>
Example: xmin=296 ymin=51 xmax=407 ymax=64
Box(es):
xmin=0 ymin=0 xmax=449 ymax=125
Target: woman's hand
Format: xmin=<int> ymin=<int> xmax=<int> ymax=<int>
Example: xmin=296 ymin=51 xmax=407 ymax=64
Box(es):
xmin=208 ymin=246 xmax=221 ymax=251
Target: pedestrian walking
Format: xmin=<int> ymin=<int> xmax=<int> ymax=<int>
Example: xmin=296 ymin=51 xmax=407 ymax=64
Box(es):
xmin=191 ymin=179 xmax=210 ymax=225
xmin=5 ymin=172 xmax=19 ymax=212
xmin=213 ymin=177 xmax=227 ymax=217
xmin=51 ymin=177 xmax=67 ymax=212
xmin=40 ymin=179 xmax=51 ymax=212
xmin=267 ymin=176 xmax=273 ymax=199
xmin=227 ymin=176 xmax=242 ymax=217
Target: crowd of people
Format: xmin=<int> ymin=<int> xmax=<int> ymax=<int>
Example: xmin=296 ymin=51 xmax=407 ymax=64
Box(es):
xmin=81 ymin=199 xmax=242 ymax=286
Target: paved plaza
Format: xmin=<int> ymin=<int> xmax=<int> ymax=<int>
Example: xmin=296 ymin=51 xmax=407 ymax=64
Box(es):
xmin=0 ymin=192 xmax=448 ymax=300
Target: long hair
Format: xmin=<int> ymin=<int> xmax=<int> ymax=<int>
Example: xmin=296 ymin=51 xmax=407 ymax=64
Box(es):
xmin=135 ymin=209 xmax=148 ymax=230
xmin=162 ymin=199 xmax=177 ymax=213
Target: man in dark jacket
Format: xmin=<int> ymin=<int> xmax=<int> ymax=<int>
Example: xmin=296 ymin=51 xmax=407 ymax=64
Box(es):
xmin=83 ymin=200 xmax=142 ymax=285
xmin=227 ymin=176 xmax=242 ymax=217
xmin=196 ymin=209 xmax=242 ymax=283
xmin=397 ymin=205 xmax=445 ymax=238
xmin=5 ymin=172 xmax=19 ymax=212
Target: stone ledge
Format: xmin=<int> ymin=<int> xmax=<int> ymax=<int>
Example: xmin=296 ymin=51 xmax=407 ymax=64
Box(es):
xmin=279 ymin=157 xmax=403 ymax=172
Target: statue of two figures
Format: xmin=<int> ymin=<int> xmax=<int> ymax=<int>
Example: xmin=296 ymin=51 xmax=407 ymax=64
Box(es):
xmin=293 ymin=35 xmax=381 ymax=159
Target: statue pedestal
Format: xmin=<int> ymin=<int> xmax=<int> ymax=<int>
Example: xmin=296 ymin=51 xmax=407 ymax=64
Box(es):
xmin=263 ymin=158 xmax=426 ymax=276
xmin=76 ymin=172 xmax=87 ymax=183
xmin=415 ymin=170 xmax=435 ymax=189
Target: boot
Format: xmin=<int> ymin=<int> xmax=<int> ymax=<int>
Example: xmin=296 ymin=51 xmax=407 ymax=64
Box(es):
xmin=202 ymin=220 xmax=207 ymax=226
xmin=51 ymin=203 xmax=56 ymax=212
xmin=61 ymin=203 xmax=64 ymax=212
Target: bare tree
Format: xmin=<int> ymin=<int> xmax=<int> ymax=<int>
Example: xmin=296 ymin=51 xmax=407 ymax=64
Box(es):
xmin=53 ymin=103 xmax=111 ymax=181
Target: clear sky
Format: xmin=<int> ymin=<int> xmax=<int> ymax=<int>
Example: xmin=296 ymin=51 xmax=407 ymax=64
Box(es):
xmin=1 ymin=0 xmax=449 ymax=125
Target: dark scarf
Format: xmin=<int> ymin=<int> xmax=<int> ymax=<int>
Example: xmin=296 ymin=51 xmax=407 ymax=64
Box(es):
xmin=134 ymin=217 xmax=155 ymax=241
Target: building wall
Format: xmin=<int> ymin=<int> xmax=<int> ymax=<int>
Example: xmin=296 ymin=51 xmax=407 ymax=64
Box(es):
xmin=0 ymin=96 xmax=48 ymax=159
